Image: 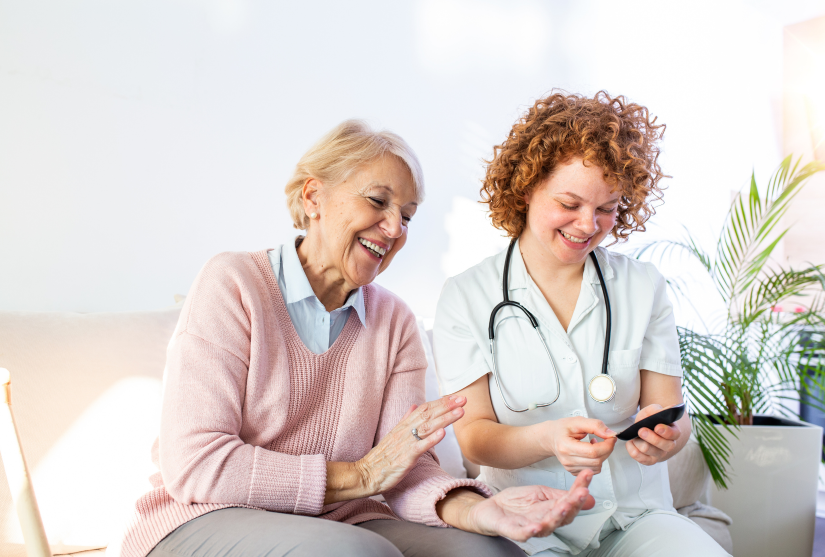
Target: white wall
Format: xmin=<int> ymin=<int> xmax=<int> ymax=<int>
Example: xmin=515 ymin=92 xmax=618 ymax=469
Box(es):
xmin=1 ymin=0 xmax=824 ymax=323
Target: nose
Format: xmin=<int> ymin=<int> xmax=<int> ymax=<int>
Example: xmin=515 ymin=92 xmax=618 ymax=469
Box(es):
xmin=576 ymin=208 xmax=599 ymax=234
xmin=379 ymin=207 xmax=404 ymax=239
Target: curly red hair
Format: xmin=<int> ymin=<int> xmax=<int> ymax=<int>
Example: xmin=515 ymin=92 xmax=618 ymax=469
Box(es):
xmin=481 ymin=90 xmax=667 ymax=241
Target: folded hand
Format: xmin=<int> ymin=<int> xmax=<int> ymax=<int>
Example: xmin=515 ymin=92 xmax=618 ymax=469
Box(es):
xmin=356 ymin=395 xmax=466 ymax=496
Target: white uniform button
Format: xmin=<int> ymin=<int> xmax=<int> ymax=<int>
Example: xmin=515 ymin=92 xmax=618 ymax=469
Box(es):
xmin=603 ymin=500 xmax=614 ymax=510
xmin=568 ymin=354 xmax=578 ymax=363
xmin=571 ymin=409 xmax=584 ymax=417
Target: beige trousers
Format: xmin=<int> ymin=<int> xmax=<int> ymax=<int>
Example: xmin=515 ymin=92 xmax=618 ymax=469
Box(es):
xmin=537 ymin=512 xmax=731 ymax=557
xmin=147 ymin=507 xmax=524 ymax=557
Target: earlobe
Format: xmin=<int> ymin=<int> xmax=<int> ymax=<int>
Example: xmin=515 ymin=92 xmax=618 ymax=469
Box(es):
xmin=302 ymin=178 xmax=322 ymax=220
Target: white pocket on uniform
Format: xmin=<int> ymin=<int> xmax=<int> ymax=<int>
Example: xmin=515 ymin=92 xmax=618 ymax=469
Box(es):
xmin=607 ymin=346 xmax=643 ymax=414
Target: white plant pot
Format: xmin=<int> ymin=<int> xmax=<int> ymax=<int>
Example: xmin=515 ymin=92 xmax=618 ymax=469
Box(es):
xmin=708 ymin=415 xmax=822 ymax=557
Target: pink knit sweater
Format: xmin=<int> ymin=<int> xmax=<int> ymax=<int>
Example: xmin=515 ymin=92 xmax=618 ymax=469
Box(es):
xmin=110 ymin=250 xmax=491 ymax=557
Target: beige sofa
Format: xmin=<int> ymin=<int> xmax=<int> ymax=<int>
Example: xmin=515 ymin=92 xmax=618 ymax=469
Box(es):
xmin=0 ymin=304 xmax=732 ymax=557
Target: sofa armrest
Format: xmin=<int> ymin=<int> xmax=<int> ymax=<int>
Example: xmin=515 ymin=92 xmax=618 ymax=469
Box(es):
xmin=0 ymin=369 xmax=51 ymax=557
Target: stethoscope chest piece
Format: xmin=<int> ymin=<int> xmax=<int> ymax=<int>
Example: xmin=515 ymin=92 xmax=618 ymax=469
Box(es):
xmin=490 ymin=238 xmax=616 ymax=412
xmin=588 ymin=374 xmax=616 ymax=403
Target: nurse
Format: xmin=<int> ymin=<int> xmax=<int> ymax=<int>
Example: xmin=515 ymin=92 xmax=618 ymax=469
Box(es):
xmin=433 ymin=91 xmax=729 ymax=556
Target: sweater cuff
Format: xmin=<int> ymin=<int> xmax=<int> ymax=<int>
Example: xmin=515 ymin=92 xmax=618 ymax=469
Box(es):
xmin=411 ymin=477 xmax=494 ymax=528
xmin=248 ymin=448 xmax=327 ymax=515
xmin=295 ymin=454 xmax=328 ymax=514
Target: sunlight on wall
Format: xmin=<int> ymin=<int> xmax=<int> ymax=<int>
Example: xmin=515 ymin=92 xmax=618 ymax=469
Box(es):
xmin=2 ymin=1 xmax=825 ymax=319
xmin=802 ymin=74 xmax=825 ymax=159
xmin=441 ymin=196 xmax=509 ymax=278
xmin=2 ymin=377 xmax=161 ymax=546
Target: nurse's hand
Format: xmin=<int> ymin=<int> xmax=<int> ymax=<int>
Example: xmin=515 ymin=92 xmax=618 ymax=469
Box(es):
xmin=438 ymin=470 xmax=596 ymax=542
xmin=626 ymin=404 xmax=682 ymax=466
xmin=541 ymin=418 xmax=617 ymax=476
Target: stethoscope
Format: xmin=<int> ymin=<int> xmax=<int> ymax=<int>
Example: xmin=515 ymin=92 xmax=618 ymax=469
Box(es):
xmin=488 ymin=238 xmax=614 ymax=412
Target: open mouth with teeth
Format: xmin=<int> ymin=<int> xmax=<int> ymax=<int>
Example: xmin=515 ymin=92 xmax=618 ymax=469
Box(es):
xmin=358 ymin=238 xmax=387 ymax=259
xmin=559 ymin=230 xmax=590 ymax=244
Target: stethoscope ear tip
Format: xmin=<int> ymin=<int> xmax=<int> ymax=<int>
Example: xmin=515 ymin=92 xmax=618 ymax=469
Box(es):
xmin=527 ymin=403 xmax=538 ymax=411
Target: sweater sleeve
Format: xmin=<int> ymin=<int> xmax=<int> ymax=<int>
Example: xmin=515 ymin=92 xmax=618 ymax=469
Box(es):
xmin=158 ymin=254 xmax=327 ymax=516
xmin=379 ymin=312 xmax=493 ymax=527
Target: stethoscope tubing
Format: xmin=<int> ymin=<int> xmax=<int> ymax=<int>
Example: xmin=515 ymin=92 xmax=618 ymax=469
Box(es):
xmin=488 ymin=238 xmax=612 ymax=412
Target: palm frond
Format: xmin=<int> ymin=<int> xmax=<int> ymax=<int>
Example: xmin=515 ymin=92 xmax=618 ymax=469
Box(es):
xmin=713 ymin=157 xmax=824 ymax=309
xmin=638 ymin=157 xmax=825 ymax=488
xmin=739 ymin=265 xmax=825 ymax=326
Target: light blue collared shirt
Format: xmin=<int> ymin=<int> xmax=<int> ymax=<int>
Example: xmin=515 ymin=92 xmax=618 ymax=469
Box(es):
xmin=267 ymin=238 xmax=366 ymax=354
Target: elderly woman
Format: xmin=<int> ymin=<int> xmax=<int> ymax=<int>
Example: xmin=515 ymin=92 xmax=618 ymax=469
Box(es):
xmin=110 ymin=120 xmax=595 ymax=557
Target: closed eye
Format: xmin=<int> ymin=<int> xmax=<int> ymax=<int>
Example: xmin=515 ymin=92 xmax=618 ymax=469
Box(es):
xmin=369 ymin=197 xmax=386 ymax=207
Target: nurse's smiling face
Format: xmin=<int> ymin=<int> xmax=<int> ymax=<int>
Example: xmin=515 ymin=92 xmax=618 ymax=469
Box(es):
xmin=522 ymin=157 xmax=619 ymax=268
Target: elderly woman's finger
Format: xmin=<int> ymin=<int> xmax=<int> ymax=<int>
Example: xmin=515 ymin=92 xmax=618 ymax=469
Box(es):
xmin=402 ymin=395 xmax=466 ymax=430
xmin=569 ymin=469 xmax=595 ymax=490
xmin=401 ymin=404 xmax=418 ymax=421
xmin=414 ymin=406 xmax=464 ymax=438
xmin=413 ymin=427 xmax=445 ymax=451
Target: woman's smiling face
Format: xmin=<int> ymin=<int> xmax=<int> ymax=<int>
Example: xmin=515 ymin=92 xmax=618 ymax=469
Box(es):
xmin=307 ymin=155 xmax=418 ymax=288
xmin=523 ymin=157 xmax=619 ymax=266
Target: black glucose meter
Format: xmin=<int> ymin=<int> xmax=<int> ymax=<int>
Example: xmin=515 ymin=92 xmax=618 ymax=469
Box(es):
xmin=616 ymin=404 xmax=686 ymax=441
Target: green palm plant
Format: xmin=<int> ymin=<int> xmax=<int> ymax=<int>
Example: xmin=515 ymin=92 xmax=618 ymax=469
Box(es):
xmin=636 ymin=155 xmax=825 ymax=488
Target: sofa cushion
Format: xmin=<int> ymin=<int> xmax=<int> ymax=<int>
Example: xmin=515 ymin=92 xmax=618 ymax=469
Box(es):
xmin=0 ymin=307 xmax=465 ymax=556
xmin=0 ymin=304 xmax=728 ymax=556
xmin=667 ymin=434 xmax=711 ymax=509
xmin=0 ymin=306 xmax=181 ymax=555
xmin=418 ymin=321 xmax=467 ymax=479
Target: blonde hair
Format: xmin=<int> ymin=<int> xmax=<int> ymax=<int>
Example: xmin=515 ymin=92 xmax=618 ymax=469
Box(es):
xmin=285 ymin=120 xmax=425 ymax=229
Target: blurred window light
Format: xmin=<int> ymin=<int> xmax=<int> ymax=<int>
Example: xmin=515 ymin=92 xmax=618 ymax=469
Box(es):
xmin=803 ymin=74 xmax=824 ymax=159
xmin=415 ymin=0 xmax=550 ymax=74
xmin=460 ymin=120 xmax=497 ymax=182
xmin=208 ymin=0 xmax=249 ymax=36
xmin=785 ymin=17 xmax=825 ymax=160
xmin=442 ymin=195 xmax=509 ymax=277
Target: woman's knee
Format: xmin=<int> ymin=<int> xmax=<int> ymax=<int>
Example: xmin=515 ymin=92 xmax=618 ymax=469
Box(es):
xmin=301 ymin=524 xmax=402 ymax=557
xmin=150 ymin=508 xmax=402 ymax=557
xmin=446 ymin=533 xmax=525 ymax=557
xmin=600 ymin=512 xmax=731 ymax=557
xmin=359 ymin=519 xmax=524 ymax=557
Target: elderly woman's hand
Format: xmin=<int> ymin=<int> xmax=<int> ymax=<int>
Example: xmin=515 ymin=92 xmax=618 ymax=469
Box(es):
xmin=437 ymin=470 xmax=595 ymax=541
xmin=355 ymin=395 xmax=467 ymax=496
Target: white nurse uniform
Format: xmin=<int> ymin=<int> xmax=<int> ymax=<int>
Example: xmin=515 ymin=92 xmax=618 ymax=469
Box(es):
xmin=433 ymin=240 xmax=728 ymax=556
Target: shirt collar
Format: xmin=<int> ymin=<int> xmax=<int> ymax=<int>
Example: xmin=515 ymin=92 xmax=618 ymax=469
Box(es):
xmin=585 ymin=247 xmax=615 ymax=285
xmin=280 ymin=238 xmax=367 ymax=326
xmin=503 ymin=239 xmax=614 ymax=292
